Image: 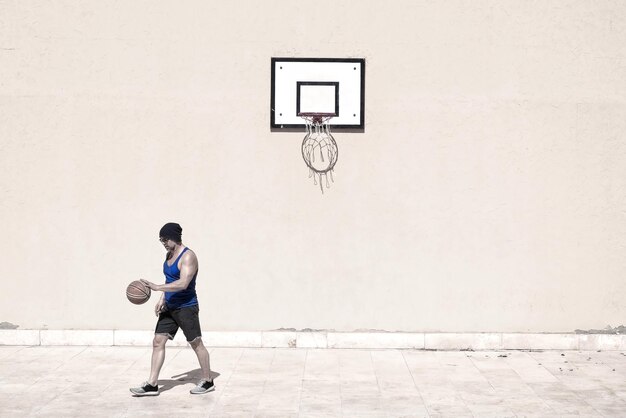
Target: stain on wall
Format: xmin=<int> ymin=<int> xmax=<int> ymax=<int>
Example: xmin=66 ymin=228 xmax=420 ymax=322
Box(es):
xmin=575 ymin=325 xmax=625 ymax=334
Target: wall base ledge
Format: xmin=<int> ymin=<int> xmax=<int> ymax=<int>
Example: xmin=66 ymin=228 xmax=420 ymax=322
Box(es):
xmin=0 ymin=330 xmax=623 ymax=350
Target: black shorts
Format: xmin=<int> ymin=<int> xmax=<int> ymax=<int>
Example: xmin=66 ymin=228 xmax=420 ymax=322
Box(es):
xmin=155 ymin=305 xmax=202 ymax=342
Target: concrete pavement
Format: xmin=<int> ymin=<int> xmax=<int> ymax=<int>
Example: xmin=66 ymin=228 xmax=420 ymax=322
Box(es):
xmin=1 ymin=345 xmax=625 ymax=417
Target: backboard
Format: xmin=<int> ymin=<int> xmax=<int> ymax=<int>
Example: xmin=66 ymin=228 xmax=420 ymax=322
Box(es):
xmin=271 ymin=58 xmax=365 ymax=130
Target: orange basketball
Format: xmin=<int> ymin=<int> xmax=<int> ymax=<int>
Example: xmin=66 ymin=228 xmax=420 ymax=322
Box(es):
xmin=126 ymin=280 xmax=151 ymax=305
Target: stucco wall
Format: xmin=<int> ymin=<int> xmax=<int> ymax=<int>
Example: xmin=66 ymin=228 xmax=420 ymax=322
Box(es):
xmin=1 ymin=1 xmax=625 ymax=332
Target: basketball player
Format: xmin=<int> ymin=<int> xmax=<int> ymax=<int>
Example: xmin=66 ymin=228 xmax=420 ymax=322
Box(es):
xmin=130 ymin=222 xmax=214 ymax=396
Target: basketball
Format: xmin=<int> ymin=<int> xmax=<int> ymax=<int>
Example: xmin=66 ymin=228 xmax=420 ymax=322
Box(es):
xmin=126 ymin=280 xmax=151 ymax=305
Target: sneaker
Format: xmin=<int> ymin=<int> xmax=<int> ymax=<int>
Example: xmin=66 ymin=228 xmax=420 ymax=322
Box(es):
xmin=190 ymin=379 xmax=215 ymax=394
xmin=130 ymin=381 xmax=159 ymax=396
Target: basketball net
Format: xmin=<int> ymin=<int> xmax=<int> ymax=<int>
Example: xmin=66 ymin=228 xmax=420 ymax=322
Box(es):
xmin=299 ymin=113 xmax=338 ymax=194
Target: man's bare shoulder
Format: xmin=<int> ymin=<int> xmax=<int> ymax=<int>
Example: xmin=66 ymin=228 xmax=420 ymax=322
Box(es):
xmin=182 ymin=248 xmax=198 ymax=263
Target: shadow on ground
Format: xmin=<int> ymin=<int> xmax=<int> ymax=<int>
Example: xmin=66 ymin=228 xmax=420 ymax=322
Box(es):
xmin=158 ymin=368 xmax=221 ymax=393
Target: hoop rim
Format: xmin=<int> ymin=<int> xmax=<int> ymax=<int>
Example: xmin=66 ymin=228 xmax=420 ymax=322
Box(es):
xmin=298 ymin=112 xmax=336 ymax=124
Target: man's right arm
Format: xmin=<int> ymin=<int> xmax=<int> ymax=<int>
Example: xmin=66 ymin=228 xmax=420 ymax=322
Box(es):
xmin=155 ymin=293 xmax=165 ymax=316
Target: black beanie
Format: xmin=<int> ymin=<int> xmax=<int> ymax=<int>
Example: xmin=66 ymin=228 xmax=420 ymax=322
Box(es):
xmin=159 ymin=222 xmax=182 ymax=242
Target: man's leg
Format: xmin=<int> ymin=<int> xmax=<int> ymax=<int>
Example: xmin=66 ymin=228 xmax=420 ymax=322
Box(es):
xmin=148 ymin=333 xmax=169 ymax=385
xmin=130 ymin=333 xmax=170 ymax=396
xmin=189 ymin=337 xmax=212 ymax=382
xmin=175 ymin=305 xmax=214 ymax=394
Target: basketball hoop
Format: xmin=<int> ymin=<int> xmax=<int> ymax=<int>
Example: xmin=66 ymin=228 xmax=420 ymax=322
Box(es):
xmin=298 ymin=112 xmax=338 ymax=193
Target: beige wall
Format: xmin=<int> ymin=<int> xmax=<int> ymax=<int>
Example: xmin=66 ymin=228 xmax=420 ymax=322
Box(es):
xmin=1 ymin=1 xmax=625 ymax=332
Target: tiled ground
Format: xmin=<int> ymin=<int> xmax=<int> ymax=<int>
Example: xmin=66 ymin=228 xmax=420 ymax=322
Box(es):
xmin=0 ymin=346 xmax=625 ymax=417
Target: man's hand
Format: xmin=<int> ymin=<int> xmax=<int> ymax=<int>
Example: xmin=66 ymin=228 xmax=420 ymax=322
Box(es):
xmin=140 ymin=279 xmax=160 ymax=291
xmin=154 ymin=297 xmax=166 ymax=317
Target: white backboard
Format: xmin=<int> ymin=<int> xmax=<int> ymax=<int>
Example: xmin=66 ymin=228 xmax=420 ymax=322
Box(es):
xmin=271 ymin=58 xmax=365 ymax=129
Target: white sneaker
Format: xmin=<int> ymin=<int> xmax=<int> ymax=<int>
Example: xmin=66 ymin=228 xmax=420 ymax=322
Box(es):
xmin=190 ymin=379 xmax=215 ymax=394
xmin=130 ymin=381 xmax=159 ymax=396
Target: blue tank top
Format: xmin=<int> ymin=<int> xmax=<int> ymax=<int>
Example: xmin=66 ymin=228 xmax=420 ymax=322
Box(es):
xmin=163 ymin=247 xmax=198 ymax=309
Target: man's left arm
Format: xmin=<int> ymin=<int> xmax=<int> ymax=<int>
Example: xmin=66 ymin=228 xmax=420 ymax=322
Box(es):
xmin=142 ymin=252 xmax=198 ymax=293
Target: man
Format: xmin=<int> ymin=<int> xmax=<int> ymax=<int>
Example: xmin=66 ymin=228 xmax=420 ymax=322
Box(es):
xmin=129 ymin=222 xmax=214 ymax=396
